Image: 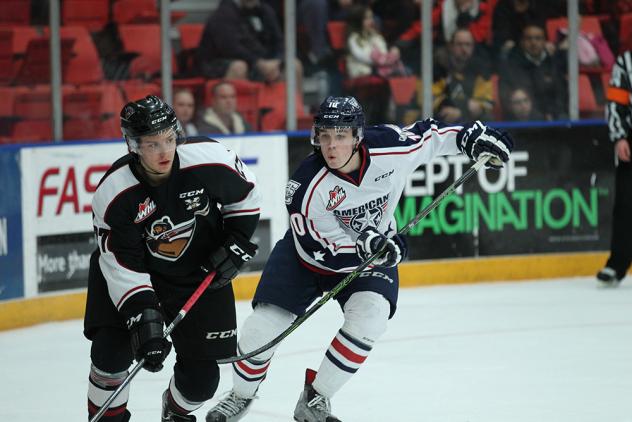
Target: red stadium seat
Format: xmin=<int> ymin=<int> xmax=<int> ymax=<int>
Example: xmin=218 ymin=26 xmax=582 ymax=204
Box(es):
xmin=113 ymin=0 xmax=159 ymax=24
xmin=13 ymin=37 xmax=75 ymax=85
xmin=62 ymin=0 xmax=109 ymax=32
xmin=579 ymin=73 xmax=599 ymax=114
xmin=0 ymin=0 xmax=30 ymax=26
xmin=12 ymin=120 xmax=52 ymax=142
xmin=619 ymin=14 xmax=632 ymax=53
xmin=118 ymin=24 xmax=176 ymax=78
xmin=119 ymin=80 xmax=161 ymax=102
xmin=177 ymin=23 xmax=205 ymax=75
xmin=327 ymin=21 xmax=347 ymax=51
xmin=43 ymin=26 xmax=104 ymax=85
xmin=13 ymin=87 xmax=52 ymax=120
xmin=546 ymin=16 xmax=603 ymax=42
xmin=388 ymin=76 xmax=417 ymax=106
xmin=63 ymin=118 xmax=102 ymax=140
xmin=0 ymin=30 xmax=13 ymax=85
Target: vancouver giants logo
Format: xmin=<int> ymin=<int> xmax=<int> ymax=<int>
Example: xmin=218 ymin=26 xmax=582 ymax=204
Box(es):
xmin=144 ymin=202 xmax=210 ymax=261
xmin=134 ymin=197 xmax=157 ymax=223
xmin=326 ymin=186 xmax=346 ymax=211
xmin=333 ymin=194 xmax=390 ymax=233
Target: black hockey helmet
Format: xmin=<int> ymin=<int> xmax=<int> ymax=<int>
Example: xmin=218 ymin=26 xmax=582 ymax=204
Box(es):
xmin=310 ymin=96 xmax=365 ymax=147
xmin=120 ymin=95 xmax=184 ymax=153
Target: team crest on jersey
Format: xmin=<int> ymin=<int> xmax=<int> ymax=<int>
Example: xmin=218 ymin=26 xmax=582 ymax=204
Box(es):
xmin=144 ymin=203 xmax=210 ymax=261
xmin=326 ymin=186 xmax=346 ymax=211
xmin=134 ymin=197 xmax=157 ymax=223
xmin=333 ymin=194 xmax=389 ymax=233
xmin=285 ymin=180 xmax=301 ymax=205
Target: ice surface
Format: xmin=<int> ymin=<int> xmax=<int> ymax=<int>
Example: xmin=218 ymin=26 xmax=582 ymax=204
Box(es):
xmin=2 ymin=277 xmax=632 ymax=421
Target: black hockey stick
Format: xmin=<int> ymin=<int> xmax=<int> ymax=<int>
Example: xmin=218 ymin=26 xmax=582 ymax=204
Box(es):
xmin=90 ymin=271 xmax=216 ymax=422
xmin=217 ymin=156 xmax=491 ymax=365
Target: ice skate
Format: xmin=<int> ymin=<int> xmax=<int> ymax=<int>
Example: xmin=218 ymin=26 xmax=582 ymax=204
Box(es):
xmin=162 ymin=390 xmax=196 ymax=422
xmin=205 ymin=390 xmax=255 ymax=422
xmin=293 ymin=369 xmax=342 ymax=422
xmin=597 ymin=267 xmax=622 ymax=287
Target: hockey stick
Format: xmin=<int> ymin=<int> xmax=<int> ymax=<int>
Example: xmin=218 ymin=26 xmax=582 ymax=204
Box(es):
xmin=90 ymin=271 xmax=216 ymax=422
xmin=217 ymin=156 xmax=491 ymax=365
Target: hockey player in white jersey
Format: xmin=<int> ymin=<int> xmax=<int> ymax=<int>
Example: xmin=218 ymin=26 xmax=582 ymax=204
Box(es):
xmin=206 ymin=96 xmax=514 ymax=422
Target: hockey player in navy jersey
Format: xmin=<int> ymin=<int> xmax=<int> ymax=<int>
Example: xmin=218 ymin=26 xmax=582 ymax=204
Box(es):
xmin=84 ymin=95 xmax=261 ymax=422
xmin=206 ymin=96 xmax=514 ymax=422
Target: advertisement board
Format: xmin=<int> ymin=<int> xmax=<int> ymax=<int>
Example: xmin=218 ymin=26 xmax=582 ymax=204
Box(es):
xmin=0 ymin=146 xmax=24 ymax=300
xmin=18 ymin=135 xmax=289 ymax=296
xmin=20 ymin=142 xmax=127 ymax=296
xmin=288 ymin=124 xmax=614 ymax=259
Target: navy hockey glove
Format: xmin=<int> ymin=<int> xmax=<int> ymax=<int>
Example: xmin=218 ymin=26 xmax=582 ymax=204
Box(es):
xmin=457 ymin=121 xmax=514 ymax=169
xmin=356 ymin=228 xmax=407 ymax=267
xmin=205 ymin=233 xmax=258 ymax=290
xmin=127 ymin=308 xmax=172 ymax=373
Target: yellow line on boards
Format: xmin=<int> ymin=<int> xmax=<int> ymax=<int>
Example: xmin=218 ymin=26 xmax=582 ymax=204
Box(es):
xmin=0 ymin=252 xmax=611 ymax=331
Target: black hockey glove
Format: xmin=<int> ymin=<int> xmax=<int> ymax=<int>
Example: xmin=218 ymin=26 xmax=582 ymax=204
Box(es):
xmin=457 ymin=120 xmax=514 ymax=169
xmin=204 ymin=233 xmax=258 ymax=290
xmin=127 ymin=308 xmax=172 ymax=373
xmin=356 ymin=228 xmax=407 ymax=267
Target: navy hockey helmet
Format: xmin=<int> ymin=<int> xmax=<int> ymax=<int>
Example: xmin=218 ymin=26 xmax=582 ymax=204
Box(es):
xmin=310 ymin=96 xmax=365 ymax=147
xmin=120 ymin=95 xmax=184 ymax=153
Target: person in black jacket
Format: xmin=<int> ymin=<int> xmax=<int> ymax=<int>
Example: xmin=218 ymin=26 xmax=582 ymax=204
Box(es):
xmin=498 ymin=22 xmax=567 ymax=121
xmin=597 ymin=51 xmax=632 ymax=286
xmin=197 ymin=0 xmax=302 ymax=87
xmin=84 ymin=95 xmax=261 ymax=422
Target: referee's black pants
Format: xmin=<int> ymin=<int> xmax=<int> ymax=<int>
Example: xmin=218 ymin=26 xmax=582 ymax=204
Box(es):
xmin=606 ymin=160 xmax=632 ymax=279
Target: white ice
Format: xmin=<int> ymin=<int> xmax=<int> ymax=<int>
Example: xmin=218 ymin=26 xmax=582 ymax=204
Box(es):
xmin=1 ymin=277 xmax=632 ymax=422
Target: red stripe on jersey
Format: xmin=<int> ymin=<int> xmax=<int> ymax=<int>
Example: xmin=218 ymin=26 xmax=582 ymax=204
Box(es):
xmin=309 ymin=220 xmax=330 ymax=246
xmin=116 ymin=284 xmax=154 ymax=309
xmin=222 ymin=208 xmax=260 ymax=216
xmin=331 ymin=337 xmax=368 ymax=364
xmin=236 ymin=359 xmax=270 ymax=375
xmin=304 ymin=170 xmax=329 ymax=219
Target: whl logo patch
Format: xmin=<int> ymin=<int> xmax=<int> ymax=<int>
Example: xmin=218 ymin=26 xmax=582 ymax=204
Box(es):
xmin=135 ymin=197 xmax=156 ymax=223
xmin=326 ymin=186 xmax=346 ymax=211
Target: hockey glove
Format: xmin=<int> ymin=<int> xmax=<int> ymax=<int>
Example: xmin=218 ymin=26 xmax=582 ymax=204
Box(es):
xmin=127 ymin=308 xmax=172 ymax=372
xmin=356 ymin=228 xmax=407 ymax=267
xmin=457 ymin=121 xmax=514 ymax=169
xmin=205 ymin=233 xmax=258 ymax=290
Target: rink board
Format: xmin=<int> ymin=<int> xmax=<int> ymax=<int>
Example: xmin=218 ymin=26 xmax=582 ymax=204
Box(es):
xmin=0 ymin=251 xmax=613 ymax=331
xmin=0 ymin=122 xmax=620 ymax=331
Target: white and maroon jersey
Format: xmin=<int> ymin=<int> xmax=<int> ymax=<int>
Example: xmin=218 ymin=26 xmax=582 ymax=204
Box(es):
xmin=91 ymin=137 xmax=261 ymax=313
xmin=285 ymin=119 xmax=463 ymax=273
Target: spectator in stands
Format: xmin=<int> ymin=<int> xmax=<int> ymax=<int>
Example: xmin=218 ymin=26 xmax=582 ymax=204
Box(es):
xmin=343 ymin=4 xmax=400 ymax=123
xmin=596 ymin=50 xmax=632 ymax=286
xmin=172 ymin=89 xmax=199 ymax=136
xmin=345 ymin=5 xmax=405 ymax=79
xmin=197 ymin=0 xmax=303 ymax=91
xmin=395 ymin=0 xmax=491 ymax=73
xmin=432 ymin=28 xmax=493 ymax=123
xmin=198 ymin=81 xmax=251 ymax=135
xmin=439 ymin=0 xmax=492 ymax=46
xmin=499 ymin=22 xmax=567 ymax=121
xmin=492 ymin=0 xmax=545 ymax=60
xmin=504 ymin=87 xmax=543 ymax=121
